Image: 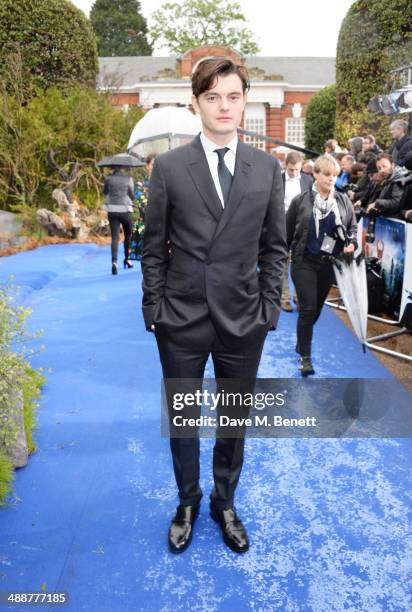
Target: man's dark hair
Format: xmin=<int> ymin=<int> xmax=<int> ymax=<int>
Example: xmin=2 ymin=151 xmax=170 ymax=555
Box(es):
xmin=191 ymin=58 xmax=250 ymax=98
xmin=358 ymin=151 xmax=377 ymax=164
xmin=377 ymin=152 xmax=393 ymax=163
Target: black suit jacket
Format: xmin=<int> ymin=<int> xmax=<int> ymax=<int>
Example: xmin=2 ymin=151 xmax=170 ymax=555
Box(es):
xmin=281 ymin=171 xmax=313 ymax=196
xmin=141 ymin=135 xmax=287 ymax=349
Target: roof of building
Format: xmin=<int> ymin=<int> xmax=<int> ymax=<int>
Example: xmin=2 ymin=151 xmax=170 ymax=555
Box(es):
xmin=245 ymin=57 xmax=335 ymax=85
xmin=98 ymin=56 xmax=335 ymax=89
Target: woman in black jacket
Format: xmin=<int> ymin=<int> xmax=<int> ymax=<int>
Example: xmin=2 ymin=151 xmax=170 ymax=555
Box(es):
xmin=286 ymin=155 xmax=358 ymax=375
xmin=103 ymin=168 xmax=135 ymax=275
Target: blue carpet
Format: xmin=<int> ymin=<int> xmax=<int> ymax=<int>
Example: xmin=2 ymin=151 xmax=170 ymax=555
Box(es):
xmin=0 ymin=244 xmax=411 ymax=612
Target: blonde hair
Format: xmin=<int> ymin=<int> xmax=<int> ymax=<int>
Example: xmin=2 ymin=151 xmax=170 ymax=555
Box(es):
xmin=314 ymin=154 xmax=340 ymax=176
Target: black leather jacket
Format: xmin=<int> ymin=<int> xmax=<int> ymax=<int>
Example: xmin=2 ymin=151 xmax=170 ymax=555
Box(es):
xmin=374 ymin=168 xmax=404 ymax=216
xmin=286 ymin=189 xmax=357 ymax=263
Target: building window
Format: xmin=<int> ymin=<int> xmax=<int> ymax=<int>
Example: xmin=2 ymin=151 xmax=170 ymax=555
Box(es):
xmin=285 ymin=117 xmax=305 ymax=147
xmin=244 ymin=104 xmax=265 ymax=150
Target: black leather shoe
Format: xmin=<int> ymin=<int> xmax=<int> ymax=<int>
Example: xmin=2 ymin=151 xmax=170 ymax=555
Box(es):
xmin=168 ymin=504 xmax=199 ymax=553
xmin=210 ymin=506 xmax=249 ymax=553
xmin=300 ymin=356 xmax=315 ymax=376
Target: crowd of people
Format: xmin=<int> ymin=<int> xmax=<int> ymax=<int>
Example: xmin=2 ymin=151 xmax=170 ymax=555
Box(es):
xmin=282 ymin=121 xmax=412 ymax=226
xmin=275 ymin=117 xmax=412 ymax=374
xmin=319 ymin=119 xmax=412 ymax=222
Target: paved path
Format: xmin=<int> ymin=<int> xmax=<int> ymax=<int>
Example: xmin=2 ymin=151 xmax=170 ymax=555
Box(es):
xmin=0 ymin=244 xmax=411 ymax=612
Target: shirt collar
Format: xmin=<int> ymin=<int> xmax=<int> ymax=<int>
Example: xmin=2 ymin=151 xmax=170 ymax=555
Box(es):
xmin=285 ymin=173 xmax=301 ymax=182
xmin=200 ymin=132 xmax=238 ymax=156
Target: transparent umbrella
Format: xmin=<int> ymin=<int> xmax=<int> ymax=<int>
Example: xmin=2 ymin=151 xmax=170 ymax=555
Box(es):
xmin=127 ymin=106 xmax=201 ymax=158
xmin=332 ymin=250 xmax=368 ymax=352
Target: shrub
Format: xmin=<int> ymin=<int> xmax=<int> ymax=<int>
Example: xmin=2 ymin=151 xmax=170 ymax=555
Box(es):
xmin=0 ymin=82 xmax=144 ymax=211
xmin=0 ymin=0 xmax=98 ymax=94
xmin=0 ymin=287 xmax=44 ymax=503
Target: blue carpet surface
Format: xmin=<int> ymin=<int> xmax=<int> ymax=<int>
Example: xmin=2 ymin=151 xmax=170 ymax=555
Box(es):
xmin=0 ymin=244 xmax=411 ymax=611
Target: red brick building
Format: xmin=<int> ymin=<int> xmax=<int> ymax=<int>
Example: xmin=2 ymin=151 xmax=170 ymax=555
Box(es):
xmin=98 ymin=46 xmax=335 ymax=155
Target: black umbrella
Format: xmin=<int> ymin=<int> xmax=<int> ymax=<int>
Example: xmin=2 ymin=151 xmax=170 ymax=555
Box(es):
xmin=97 ymin=153 xmax=145 ymax=168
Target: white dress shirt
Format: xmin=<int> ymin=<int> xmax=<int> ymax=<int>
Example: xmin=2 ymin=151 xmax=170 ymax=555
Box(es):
xmin=284 ymin=173 xmax=302 ymax=212
xmin=200 ymin=132 xmax=237 ymax=207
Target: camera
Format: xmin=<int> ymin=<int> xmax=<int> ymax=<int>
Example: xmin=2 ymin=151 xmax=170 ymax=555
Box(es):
xmin=365 ymin=210 xmax=377 ymax=243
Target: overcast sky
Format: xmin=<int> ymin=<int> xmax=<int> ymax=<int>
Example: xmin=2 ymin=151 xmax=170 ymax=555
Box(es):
xmin=71 ymin=0 xmax=357 ymax=57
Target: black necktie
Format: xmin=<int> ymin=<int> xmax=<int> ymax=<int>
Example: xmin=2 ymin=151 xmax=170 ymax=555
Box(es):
xmin=215 ymin=148 xmax=233 ymax=207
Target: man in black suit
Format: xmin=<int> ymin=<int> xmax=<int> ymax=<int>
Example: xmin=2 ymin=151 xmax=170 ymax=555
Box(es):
xmin=281 ymin=151 xmax=313 ymax=311
xmin=142 ymin=58 xmax=287 ymax=554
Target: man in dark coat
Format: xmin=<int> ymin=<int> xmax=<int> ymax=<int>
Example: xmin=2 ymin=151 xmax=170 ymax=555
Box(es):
xmin=387 ymin=119 xmax=412 ymax=167
xmin=142 ymin=58 xmax=287 ymax=554
xmin=366 ymin=153 xmax=405 ymax=217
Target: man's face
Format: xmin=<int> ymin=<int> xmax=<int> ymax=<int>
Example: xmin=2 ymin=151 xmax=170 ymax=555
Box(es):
xmin=286 ymin=162 xmax=302 ymax=178
xmin=192 ymin=73 xmax=246 ymax=142
xmin=377 ymin=158 xmax=393 ymax=178
xmin=390 ymin=125 xmax=405 ymax=140
xmin=340 ymin=156 xmax=354 ymax=172
xmin=363 ymin=138 xmax=372 ymax=150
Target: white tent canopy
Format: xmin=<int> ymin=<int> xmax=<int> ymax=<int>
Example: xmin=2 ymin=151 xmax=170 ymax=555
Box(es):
xmin=127 ymin=106 xmax=201 ymax=158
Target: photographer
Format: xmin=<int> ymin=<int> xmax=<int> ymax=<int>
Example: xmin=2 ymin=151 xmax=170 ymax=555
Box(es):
xmin=366 ymin=153 xmax=404 ymax=218
xmin=286 ymin=155 xmax=357 ymax=376
xmin=335 ymin=154 xmax=355 ymax=192
xmin=396 ymin=151 xmax=412 ymax=222
xmin=351 ymin=158 xmax=382 ymax=214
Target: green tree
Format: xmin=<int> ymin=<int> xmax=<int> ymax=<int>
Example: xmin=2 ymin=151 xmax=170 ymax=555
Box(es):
xmin=304 ymin=85 xmax=337 ymax=153
xmin=150 ymin=0 xmax=259 ymax=56
xmin=90 ymin=0 xmax=152 ymax=57
xmin=335 ymin=0 xmax=412 ymax=147
xmin=0 ymin=0 xmax=98 ymax=93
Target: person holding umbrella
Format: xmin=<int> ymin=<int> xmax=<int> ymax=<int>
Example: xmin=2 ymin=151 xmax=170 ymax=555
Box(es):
xmin=98 ymin=153 xmax=145 ymax=275
xmin=286 ymin=154 xmax=357 ymax=375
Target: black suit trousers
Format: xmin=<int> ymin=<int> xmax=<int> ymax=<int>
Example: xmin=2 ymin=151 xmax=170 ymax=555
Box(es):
xmin=156 ymin=330 xmax=265 ymax=510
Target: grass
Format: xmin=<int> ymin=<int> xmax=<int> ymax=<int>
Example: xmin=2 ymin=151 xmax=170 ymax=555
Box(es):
xmin=22 ymin=365 xmax=45 ymax=455
xmin=0 ymin=453 xmax=14 ymax=506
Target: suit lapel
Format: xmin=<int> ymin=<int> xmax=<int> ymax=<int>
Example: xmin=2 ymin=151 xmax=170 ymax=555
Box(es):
xmin=213 ymin=140 xmax=253 ymax=241
xmin=186 ymin=135 xmax=223 ymax=222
